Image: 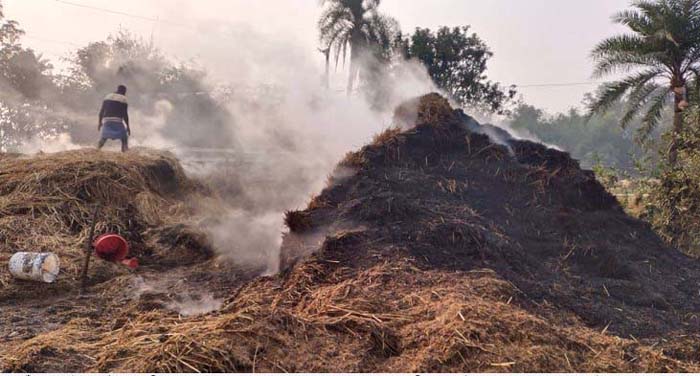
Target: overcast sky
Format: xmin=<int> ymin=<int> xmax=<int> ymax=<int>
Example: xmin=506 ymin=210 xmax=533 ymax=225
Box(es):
xmin=5 ymin=0 xmax=630 ymax=113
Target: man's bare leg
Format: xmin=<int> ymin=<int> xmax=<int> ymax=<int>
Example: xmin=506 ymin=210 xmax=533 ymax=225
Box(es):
xmin=121 ymin=136 xmax=129 ymax=153
xmin=97 ymin=138 xmax=107 ymax=150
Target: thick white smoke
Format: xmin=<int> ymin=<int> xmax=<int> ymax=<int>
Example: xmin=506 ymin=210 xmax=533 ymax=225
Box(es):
xmin=19 ymin=132 xmax=79 ymax=154
xmin=12 ymin=15 xmax=438 ymax=275
xmin=141 ymin=21 xmax=438 ymax=274
xmin=190 ymin=45 xmax=436 ymax=274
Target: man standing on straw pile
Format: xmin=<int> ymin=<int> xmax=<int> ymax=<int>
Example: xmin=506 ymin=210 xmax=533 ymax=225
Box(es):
xmin=97 ymin=85 xmax=131 ymax=152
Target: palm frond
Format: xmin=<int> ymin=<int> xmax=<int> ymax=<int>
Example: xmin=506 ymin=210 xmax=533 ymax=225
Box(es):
xmin=592 ymin=34 xmax=652 ymax=58
xmin=621 ymin=82 xmax=662 ymax=127
xmin=640 ymin=88 xmax=670 ymax=139
xmin=687 ymin=66 xmax=700 ymax=103
xmin=591 ymin=34 xmax=667 ymax=76
xmin=632 ymin=0 xmax=665 ymax=20
xmin=364 ymin=0 xmax=382 ymax=11
xmin=588 ymin=82 xmax=635 ymax=117
xmin=589 ymin=69 xmax=664 ymax=116
xmin=614 ymin=9 xmax=654 ymax=34
xmin=319 ymin=6 xmax=352 ymax=40
xmin=593 ymin=53 xmax=667 ymax=77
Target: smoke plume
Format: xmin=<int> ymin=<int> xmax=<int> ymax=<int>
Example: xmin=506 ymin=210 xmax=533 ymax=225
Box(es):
xmin=7 ymin=17 xmax=437 ymax=275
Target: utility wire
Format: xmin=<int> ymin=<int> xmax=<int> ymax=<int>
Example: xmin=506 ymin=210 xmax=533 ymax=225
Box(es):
xmin=53 ymin=0 xmax=159 ymax=22
xmin=51 ymin=0 xmax=196 ymax=30
xmin=24 ymin=34 xmax=82 ymax=47
xmin=517 ymin=81 xmax=603 ymax=88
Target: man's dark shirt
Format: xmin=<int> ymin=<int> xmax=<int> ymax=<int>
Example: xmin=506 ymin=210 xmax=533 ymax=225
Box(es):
xmin=99 ymin=93 xmax=129 ymax=126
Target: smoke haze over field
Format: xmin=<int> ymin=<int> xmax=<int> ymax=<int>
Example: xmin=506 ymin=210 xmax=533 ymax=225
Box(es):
xmin=2 ymin=4 xmax=438 ymax=273
xmin=182 ymin=39 xmax=436 ymax=272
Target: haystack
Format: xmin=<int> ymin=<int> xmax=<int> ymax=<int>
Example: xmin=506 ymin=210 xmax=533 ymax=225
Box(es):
xmin=283 ymin=93 xmax=700 ymax=338
xmin=0 ymin=148 xmax=208 ymax=298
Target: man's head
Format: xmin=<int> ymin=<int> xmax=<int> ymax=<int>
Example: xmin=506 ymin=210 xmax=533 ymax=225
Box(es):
xmin=116 ymin=85 xmax=127 ymax=95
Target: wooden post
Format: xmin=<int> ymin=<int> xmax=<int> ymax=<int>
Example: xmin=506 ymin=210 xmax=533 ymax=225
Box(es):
xmin=79 ymin=205 xmax=100 ymax=294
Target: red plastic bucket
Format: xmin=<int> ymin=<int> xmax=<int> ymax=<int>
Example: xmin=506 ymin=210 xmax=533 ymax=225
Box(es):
xmin=93 ymin=234 xmax=129 ymax=262
xmin=93 ymin=234 xmax=138 ymax=269
xmin=92 ymin=234 xmax=139 ymax=269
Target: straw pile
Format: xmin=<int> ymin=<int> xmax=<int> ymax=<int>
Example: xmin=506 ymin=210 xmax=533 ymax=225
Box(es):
xmin=0 ymin=148 xmax=205 ymax=300
xmin=6 ymin=256 xmax=697 ymax=372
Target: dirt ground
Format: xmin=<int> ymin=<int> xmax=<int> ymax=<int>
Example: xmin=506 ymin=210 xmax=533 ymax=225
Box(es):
xmin=2 ymin=94 xmax=700 ymax=372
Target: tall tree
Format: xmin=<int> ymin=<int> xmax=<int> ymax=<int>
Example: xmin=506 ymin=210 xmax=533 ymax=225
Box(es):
xmin=0 ymin=0 xmax=50 ymax=98
xmin=0 ymin=0 xmax=67 ymax=152
xmin=400 ymin=26 xmax=516 ymax=114
xmin=318 ymin=0 xmax=398 ymax=95
xmin=588 ymin=0 xmax=700 ymax=167
xmin=0 ymin=1 xmax=21 ymax=55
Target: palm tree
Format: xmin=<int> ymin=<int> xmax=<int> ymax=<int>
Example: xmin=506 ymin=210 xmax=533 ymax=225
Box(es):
xmin=588 ymin=0 xmax=700 ymax=166
xmin=318 ymin=47 xmax=330 ymax=89
xmin=318 ymin=0 xmax=398 ymax=95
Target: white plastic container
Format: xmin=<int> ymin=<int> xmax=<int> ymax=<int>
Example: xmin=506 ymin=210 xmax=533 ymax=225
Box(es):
xmin=8 ymin=252 xmax=60 ymax=283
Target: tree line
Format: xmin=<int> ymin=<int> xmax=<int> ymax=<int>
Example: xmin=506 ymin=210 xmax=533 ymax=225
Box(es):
xmin=317 ymin=0 xmax=516 ymax=113
xmin=508 ymin=97 xmax=662 ymax=174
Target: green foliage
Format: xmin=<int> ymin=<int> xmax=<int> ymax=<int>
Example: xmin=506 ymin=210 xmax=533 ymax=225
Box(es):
xmin=588 ymin=0 xmax=700 ymax=151
xmin=0 ymin=1 xmax=68 ymax=152
xmin=587 ymin=0 xmax=700 ymax=255
xmin=0 ymin=2 xmax=21 ymax=54
xmin=508 ymin=97 xmax=663 ymax=173
xmin=0 ymin=0 xmax=53 ymax=99
xmin=641 ymin=103 xmax=700 ymax=255
xmin=591 ymin=155 xmax=624 ymax=189
xmin=2 ymin=49 xmax=54 ymax=99
xmin=399 ymin=26 xmax=516 ymax=114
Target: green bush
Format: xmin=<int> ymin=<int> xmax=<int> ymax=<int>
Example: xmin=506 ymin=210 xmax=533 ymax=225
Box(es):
xmin=645 ymin=108 xmax=700 ymax=255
